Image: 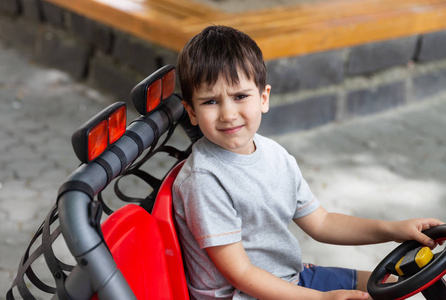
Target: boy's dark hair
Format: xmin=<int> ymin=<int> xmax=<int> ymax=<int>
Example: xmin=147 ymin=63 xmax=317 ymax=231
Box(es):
xmin=177 ymin=25 xmax=267 ymax=106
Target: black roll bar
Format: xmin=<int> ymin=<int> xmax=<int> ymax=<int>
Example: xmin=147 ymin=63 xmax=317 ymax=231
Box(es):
xmin=55 ymin=95 xmax=185 ymax=299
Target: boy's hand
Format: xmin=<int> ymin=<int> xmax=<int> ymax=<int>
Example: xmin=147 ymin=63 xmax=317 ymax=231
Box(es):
xmin=388 ymin=218 xmax=444 ymax=248
xmin=322 ymin=290 xmax=370 ymax=300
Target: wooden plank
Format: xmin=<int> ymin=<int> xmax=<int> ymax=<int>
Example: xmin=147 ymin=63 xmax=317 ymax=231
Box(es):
xmin=181 ymin=0 xmax=446 ymax=34
xmin=246 ymin=3 xmax=446 ymax=37
xmin=180 ymin=0 xmax=445 ymax=30
xmin=44 ymin=0 xmax=446 ymax=60
xmin=181 ymin=0 xmax=446 ymax=59
xmin=256 ymin=3 xmax=446 ymax=59
xmin=44 ymin=0 xmax=196 ymax=51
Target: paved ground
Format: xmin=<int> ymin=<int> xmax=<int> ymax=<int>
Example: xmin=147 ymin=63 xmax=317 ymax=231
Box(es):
xmin=1 ymin=40 xmax=446 ymax=299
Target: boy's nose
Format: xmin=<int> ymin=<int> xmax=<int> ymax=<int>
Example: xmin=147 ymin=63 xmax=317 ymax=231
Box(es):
xmin=219 ymin=102 xmax=238 ymax=122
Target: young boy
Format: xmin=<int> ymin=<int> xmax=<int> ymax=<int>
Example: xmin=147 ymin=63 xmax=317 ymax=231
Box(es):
xmin=172 ymin=25 xmax=443 ymax=300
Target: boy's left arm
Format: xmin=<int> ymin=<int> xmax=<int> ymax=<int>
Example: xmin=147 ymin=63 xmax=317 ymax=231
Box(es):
xmin=294 ymin=206 xmax=444 ymax=248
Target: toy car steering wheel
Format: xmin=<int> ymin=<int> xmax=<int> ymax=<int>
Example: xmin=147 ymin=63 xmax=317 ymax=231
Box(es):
xmin=367 ymin=224 xmax=446 ymax=300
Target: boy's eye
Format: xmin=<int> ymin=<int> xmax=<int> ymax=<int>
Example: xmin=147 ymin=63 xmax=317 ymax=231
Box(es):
xmin=235 ymin=94 xmax=247 ymax=100
xmin=203 ymin=99 xmax=217 ymax=105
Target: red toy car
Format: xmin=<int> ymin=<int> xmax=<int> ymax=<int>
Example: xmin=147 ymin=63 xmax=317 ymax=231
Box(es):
xmin=6 ymin=66 xmax=446 ymax=300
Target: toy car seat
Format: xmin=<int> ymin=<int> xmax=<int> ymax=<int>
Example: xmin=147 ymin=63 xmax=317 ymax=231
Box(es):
xmin=100 ymin=161 xmax=188 ymax=300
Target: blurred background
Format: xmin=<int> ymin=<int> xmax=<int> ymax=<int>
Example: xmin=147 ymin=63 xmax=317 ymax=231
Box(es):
xmin=1 ymin=0 xmax=446 ymax=299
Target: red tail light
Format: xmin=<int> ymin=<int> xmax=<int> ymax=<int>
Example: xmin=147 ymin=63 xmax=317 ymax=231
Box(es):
xmin=109 ymin=105 xmax=127 ymax=144
xmin=72 ymin=102 xmax=127 ymax=163
xmin=88 ymin=120 xmax=108 ymax=162
xmin=146 ymin=79 xmax=162 ymax=113
xmin=131 ymin=65 xmax=176 ymax=115
xmin=162 ymin=69 xmax=175 ymax=100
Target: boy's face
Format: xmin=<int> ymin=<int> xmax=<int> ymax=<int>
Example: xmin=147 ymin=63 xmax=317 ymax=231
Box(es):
xmin=183 ymin=71 xmax=270 ymax=155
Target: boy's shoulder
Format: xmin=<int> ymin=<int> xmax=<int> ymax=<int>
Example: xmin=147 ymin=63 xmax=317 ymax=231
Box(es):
xmin=190 ymin=137 xmax=221 ymax=165
xmin=176 ymin=137 xmax=221 ymax=177
xmin=255 ymin=134 xmax=292 ymax=158
xmin=255 ymin=133 xmax=282 ymax=148
xmin=173 ymin=138 xmax=222 ymax=192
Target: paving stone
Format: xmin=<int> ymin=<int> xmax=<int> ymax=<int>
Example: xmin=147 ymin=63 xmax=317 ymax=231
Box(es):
xmin=21 ymin=0 xmax=43 ymax=22
xmin=23 ymin=130 xmax=56 ymax=149
xmin=0 ymin=16 xmax=41 ymax=52
xmin=41 ymin=1 xmax=65 ymax=27
xmin=89 ymin=52 xmax=143 ymax=104
xmin=260 ymin=93 xmax=337 ymax=135
xmin=347 ymin=36 xmax=418 ymax=76
xmin=12 ymin=118 xmax=43 ymax=133
xmin=1 ymin=197 xmax=47 ymax=226
xmin=417 ymin=30 xmax=446 ymax=62
xmin=0 ymin=134 xmax=18 ymax=152
xmin=4 ymin=143 xmax=36 ymax=158
xmin=0 ymin=220 xmax=36 ymax=248
xmin=413 ymin=68 xmax=446 ymax=101
xmin=35 ymin=29 xmax=91 ymax=80
xmin=267 ymin=49 xmax=345 ymax=93
xmin=157 ymin=46 xmax=180 ymax=67
xmin=10 ymin=160 xmax=49 ymax=180
xmin=0 ymin=180 xmax=39 ymax=204
xmin=68 ymin=11 xmax=113 ymax=53
xmin=346 ymin=81 xmax=406 ymax=116
xmin=0 ymin=0 xmax=21 ymax=15
xmin=29 ymin=169 xmax=69 ymax=192
xmin=113 ymin=32 xmax=159 ymax=75
xmin=1 ymin=270 xmax=16 ymax=298
xmin=0 ymin=242 xmax=28 ymax=271
xmin=37 ymin=136 xmax=71 ymax=155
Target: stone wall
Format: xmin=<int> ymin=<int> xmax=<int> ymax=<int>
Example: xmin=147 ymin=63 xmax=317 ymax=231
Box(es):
xmin=263 ymin=33 xmax=446 ymax=134
xmin=1 ymin=0 xmax=446 ymax=135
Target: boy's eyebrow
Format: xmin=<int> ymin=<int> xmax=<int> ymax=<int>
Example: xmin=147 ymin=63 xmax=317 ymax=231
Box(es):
xmin=229 ymin=88 xmax=254 ymax=95
xmin=195 ymin=95 xmax=215 ymax=102
xmin=196 ymin=88 xmax=255 ymax=100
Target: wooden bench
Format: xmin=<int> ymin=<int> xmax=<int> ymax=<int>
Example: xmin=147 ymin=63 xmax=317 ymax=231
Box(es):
xmin=44 ymin=0 xmax=446 ymax=60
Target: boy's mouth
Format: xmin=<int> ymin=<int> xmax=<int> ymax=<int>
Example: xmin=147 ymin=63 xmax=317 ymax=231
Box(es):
xmin=218 ymin=125 xmax=244 ymax=134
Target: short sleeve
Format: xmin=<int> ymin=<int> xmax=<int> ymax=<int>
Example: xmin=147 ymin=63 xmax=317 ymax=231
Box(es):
xmin=175 ymin=171 xmax=242 ymax=249
xmin=292 ymin=162 xmax=320 ymax=219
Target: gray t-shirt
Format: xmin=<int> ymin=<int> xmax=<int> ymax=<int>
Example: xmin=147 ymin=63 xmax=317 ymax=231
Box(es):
xmin=172 ymin=134 xmax=319 ymax=299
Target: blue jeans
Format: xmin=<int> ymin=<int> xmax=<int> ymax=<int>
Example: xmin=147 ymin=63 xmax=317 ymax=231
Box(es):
xmin=297 ymin=263 xmax=357 ymax=291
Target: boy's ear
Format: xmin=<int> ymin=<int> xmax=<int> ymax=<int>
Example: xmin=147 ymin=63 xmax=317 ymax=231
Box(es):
xmin=182 ymin=100 xmax=198 ymax=126
xmin=261 ymin=84 xmax=271 ymax=113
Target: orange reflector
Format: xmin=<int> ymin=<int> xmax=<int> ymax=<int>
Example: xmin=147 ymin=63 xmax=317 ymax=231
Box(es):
xmin=162 ymin=69 xmax=175 ymax=100
xmin=146 ymin=79 xmax=162 ymax=112
xmin=88 ymin=120 xmax=108 ymax=162
xmin=108 ymin=105 xmax=126 ymax=144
